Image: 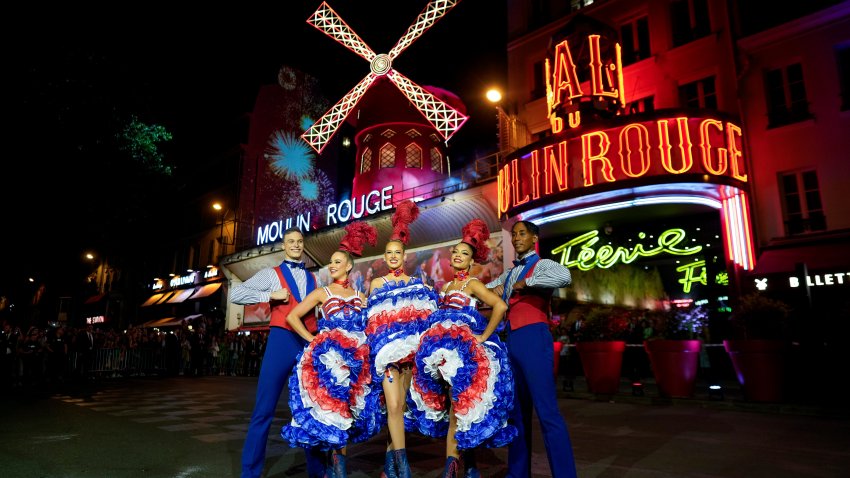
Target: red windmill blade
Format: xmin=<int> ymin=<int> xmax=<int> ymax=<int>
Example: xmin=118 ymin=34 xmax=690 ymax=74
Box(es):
xmin=302 ymin=0 xmax=469 ymax=154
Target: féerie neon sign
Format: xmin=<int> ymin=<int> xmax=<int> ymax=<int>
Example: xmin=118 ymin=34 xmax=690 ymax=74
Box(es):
xmin=551 ymin=228 xmax=702 ymax=271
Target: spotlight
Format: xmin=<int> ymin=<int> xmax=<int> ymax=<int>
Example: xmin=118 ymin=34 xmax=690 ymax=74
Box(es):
xmin=708 ymin=384 xmax=724 ymax=401
xmin=631 ymin=381 xmax=644 ymax=397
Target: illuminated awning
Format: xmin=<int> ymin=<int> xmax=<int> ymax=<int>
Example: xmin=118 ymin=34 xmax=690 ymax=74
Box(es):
xmin=166 ymin=288 xmax=196 ymax=304
xmin=140 ymin=317 xmax=179 ymax=328
xmin=189 ymin=282 xmax=222 ymax=299
xmin=141 ymin=292 xmax=166 ymax=307
xmin=155 ymin=291 xmax=178 ymax=304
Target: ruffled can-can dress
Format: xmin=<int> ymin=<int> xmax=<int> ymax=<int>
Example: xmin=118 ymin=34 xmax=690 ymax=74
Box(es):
xmin=406 ymin=288 xmax=518 ymax=449
xmin=280 ymin=290 xmax=381 ymax=450
xmin=364 ymin=277 xmax=439 ymax=427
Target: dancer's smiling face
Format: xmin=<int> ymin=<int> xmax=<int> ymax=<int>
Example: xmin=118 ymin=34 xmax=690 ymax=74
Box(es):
xmin=384 ymin=240 xmax=405 ymax=272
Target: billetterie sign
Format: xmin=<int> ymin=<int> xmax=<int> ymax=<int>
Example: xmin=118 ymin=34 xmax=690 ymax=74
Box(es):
xmin=256 ymin=185 xmax=394 ymax=246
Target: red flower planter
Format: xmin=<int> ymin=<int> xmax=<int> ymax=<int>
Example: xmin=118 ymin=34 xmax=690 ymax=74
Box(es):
xmin=644 ymin=339 xmax=702 ymax=398
xmin=723 ymin=339 xmax=787 ymax=402
xmin=576 ymin=341 xmax=626 ymax=394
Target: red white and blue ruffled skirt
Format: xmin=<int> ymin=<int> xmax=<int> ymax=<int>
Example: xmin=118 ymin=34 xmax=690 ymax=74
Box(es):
xmin=280 ymin=311 xmax=381 ymax=450
xmin=366 ymin=279 xmax=439 ymax=376
xmin=365 ymin=279 xmax=439 ymax=427
xmin=406 ymin=305 xmax=518 ymax=449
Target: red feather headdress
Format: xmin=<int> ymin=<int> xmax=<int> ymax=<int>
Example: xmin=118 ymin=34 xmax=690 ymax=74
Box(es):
xmin=461 ymin=219 xmax=491 ymax=263
xmin=389 ymin=199 xmax=420 ymax=245
xmin=339 ymin=221 xmax=377 ymax=257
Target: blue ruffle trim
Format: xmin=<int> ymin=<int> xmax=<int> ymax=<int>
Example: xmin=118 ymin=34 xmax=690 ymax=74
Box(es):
xmin=406 ymin=312 xmax=517 ymax=449
xmin=280 ymin=329 xmax=380 ymax=450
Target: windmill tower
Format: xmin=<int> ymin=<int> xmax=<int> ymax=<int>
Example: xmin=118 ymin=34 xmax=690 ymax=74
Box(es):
xmin=302 ymin=1 xmax=468 ymax=202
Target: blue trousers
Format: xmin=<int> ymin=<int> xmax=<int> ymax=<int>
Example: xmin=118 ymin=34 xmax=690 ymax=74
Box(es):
xmin=506 ymin=323 xmax=578 ymax=478
xmin=241 ymin=327 xmax=326 ymax=478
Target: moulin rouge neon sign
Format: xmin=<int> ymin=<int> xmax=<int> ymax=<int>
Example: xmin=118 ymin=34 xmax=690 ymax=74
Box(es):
xmin=498 ymin=34 xmax=748 ymax=215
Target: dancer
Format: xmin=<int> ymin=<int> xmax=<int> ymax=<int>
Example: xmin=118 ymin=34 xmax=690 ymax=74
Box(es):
xmin=487 ymin=220 xmax=578 ymax=478
xmin=408 ymin=219 xmax=516 ymax=478
xmin=229 ymin=227 xmax=327 ymax=478
xmin=366 ymin=199 xmax=439 ymax=478
xmin=281 ymin=222 xmax=380 ymax=478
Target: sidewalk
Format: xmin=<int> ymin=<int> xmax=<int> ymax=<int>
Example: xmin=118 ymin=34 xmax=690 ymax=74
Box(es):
xmin=557 ymin=374 xmax=850 ymax=418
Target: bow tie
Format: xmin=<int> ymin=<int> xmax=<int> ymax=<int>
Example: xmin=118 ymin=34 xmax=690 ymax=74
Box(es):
xmin=284 ymin=260 xmax=305 ymax=270
xmin=513 ymin=258 xmax=527 ymax=267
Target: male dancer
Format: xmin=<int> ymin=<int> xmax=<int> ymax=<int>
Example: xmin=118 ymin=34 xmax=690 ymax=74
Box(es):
xmin=487 ymin=220 xmax=578 ymax=478
xmin=230 ymin=227 xmax=326 ymax=478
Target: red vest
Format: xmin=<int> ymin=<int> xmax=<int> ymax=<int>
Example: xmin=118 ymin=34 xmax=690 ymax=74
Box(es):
xmin=507 ymin=262 xmax=551 ymax=331
xmin=270 ymin=267 xmax=318 ymax=333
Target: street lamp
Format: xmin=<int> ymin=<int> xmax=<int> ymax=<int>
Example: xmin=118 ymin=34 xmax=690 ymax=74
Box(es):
xmin=212 ymin=202 xmax=234 ymax=259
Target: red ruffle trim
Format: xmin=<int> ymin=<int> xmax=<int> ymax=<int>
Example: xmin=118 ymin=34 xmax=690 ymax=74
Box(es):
xmin=365 ymin=305 xmax=430 ymax=335
xmin=299 ymin=330 xmax=369 ymax=418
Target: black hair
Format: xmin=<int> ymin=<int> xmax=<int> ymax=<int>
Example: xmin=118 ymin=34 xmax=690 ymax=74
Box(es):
xmin=513 ymin=220 xmax=540 ymax=237
xmin=283 ymin=227 xmax=303 ymax=239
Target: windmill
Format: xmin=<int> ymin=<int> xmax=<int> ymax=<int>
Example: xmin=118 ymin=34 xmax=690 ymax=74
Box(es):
xmin=301 ymin=0 xmax=469 ymax=154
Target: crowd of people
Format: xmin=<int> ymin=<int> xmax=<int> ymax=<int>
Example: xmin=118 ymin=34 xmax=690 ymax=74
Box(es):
xmin=231 ymin=200 xmax=579 ymax=478
xmin=0 ymin=317 xmax=276 ymax=390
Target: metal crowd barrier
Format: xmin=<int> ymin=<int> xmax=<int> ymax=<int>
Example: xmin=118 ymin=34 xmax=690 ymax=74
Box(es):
xmin=71 ymin=348 xmax=169 ymax=377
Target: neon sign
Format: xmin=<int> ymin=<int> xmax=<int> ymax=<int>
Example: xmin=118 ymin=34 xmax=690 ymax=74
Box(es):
xmin=546 ymin=34 xmax=625 ymax=132
xmin=498 ymin=116 xmax=747 ymax=214
xmin=677 ymin=260 xmax=707 ymax=293
xmin=256 ymin=185 xmax=394 ymax=246
xmin=551 ymin=228 xmax=703 ymax=270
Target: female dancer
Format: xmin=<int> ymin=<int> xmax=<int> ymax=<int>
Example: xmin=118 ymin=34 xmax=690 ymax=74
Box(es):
xmin=407 ymin=219 xmax=517 ymax=478
xmin=280 ymin=222 xmax=380 ymax=478
xmin=366 ymin=199 xmax=439 ymax=478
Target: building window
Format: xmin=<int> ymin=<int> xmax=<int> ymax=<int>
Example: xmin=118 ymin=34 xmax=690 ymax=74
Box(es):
xmin=405 ymin=143 xmax=422 ymax=168
xmin=361 ymin=149 xmax=372 ymax=173
xmin=780 ymin=170 xmax=826 ymax=235
xmin=379 ymin=144 xmax=396 ymax=168
xmin=406 ymin=129 xmax=422 ymax=138
xmin=531 ymin=60 xmax=546 ymax=100
xmin=835 ymin=46 xmax=849 ymax=111
xmin=627 ymin=96 xmax=655 ymax=115
xmin=362 ymin=133 xmax=373 ymax=143
xmin=679 ymin=76 xmax=716 ymax=109
xmin=620 ymin=16 xmax=650 ymax=65
xmin=381 ymin=129 xmax=396 ymax=139
xmin=764 ymin=63 xmax=810 ymax=128
xmin=430 ymin=148 xmax=442 ymax=173
xmin=670 ymin=0 xmax=710 ymax=48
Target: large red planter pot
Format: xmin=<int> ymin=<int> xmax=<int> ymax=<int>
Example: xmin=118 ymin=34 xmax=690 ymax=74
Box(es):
xmin=723 ymin=339 xmax=787 ymax=402
xmin=576 ymin=341 xmax=626 ymax=394
xmin=644 ymin=339 xmax=702 ymax=398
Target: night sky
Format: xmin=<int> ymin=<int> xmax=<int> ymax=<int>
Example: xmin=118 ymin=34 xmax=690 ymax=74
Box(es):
xmin=2 ymin=1 xmax=507 ymax=305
